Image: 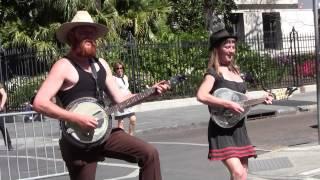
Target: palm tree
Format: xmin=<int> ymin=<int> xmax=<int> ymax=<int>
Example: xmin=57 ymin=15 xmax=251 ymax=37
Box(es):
xmin=0 ymin=0 xmax=94 ymax=49
xmin=0 ymin=0 xmax=174 ymax=51
xmin=0 ymin=1 xmax=59 ymax=52
xmin=106 ymin=0 xmax=172 ymax=42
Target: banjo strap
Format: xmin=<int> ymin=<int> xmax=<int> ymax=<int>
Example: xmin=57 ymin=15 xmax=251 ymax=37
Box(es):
xmin=89 ymin=58 xmax=105 ymax=107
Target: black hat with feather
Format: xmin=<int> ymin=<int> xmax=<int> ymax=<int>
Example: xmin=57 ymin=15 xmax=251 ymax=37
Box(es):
xmin=208 ymin=16 xmax=237 ymax=49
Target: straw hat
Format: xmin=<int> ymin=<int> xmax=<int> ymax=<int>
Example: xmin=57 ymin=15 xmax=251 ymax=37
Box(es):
xmin=209 ymin=29 xmax=237 ymax=49
xmin=56 ymin=11 xmax=108 ymax=44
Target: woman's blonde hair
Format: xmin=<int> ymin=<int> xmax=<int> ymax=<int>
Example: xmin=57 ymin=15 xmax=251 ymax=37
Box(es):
xmin=207 ymin=39 xmax=239 ymax=76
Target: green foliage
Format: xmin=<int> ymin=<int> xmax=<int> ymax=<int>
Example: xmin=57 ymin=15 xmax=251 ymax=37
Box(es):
xmin=0 ymin=0 xmax=238 ymax=49
xmin=101 ymin=40 xmax=208 ymax=96
xmin=0 ymin=0 xmax=240 ymax=108
xmin=203 ymin=0 xmax=237 ymax=31
xmin=0 ymin=1 xmax=60 ymax=49
xmin=236 ymin=42 xmax=288 ymax=89
xmin=6 ymin=75 xmax=44 ymax=110
xmin=167 ymin=0 xmax=205 ymax=33
xmin=299 ymin=53 xmax=315 ymax=64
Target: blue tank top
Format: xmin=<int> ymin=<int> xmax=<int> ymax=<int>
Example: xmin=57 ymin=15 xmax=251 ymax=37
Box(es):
xmin=57 ymin=58 xmax=107 ymax=107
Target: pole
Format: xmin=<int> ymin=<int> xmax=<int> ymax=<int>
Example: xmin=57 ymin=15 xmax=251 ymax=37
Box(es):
xmin=313 ymin=0 xmax=320 ymax=144
xmin=0 ymin=38 xmax=3 ymax=83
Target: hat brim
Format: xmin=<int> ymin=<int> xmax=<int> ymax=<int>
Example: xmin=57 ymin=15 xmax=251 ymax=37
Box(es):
xmin=214 ymin=32 xmax=238 ymax=43
xmin=210 ymin=32 xmax=238 ymax=49
xmin=219 ymin=35 xmax=238 ymax=42
xmin=56 ymin=22 xmax=108 ymax=44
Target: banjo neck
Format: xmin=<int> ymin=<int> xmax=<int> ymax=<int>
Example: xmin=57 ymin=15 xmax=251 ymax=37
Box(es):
xmin=105 ymin=74 xmax=186 ymax=115
xmin=105 ymin=88 xmax=156 ymax=114
xmin=243 ymin=97 xmax=266 ymax=108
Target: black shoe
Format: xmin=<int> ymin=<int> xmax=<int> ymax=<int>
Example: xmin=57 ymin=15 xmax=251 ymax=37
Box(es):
xmin=8 ymin=144 xmax=14 ymax=151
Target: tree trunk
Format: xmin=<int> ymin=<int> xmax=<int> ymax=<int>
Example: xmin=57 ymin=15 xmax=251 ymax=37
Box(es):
xmin=203 ymin=0 xmax=215 ymax=31
xmin=96 ymin=0 xmax=101 ymax=10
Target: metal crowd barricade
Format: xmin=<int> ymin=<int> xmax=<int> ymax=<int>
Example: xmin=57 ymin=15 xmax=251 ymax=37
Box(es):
xmin=0 ymin=111 xmax=68 ymax=180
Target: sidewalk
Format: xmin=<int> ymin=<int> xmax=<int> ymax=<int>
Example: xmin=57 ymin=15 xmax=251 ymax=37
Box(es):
xmin=134 ymin=84 xmax=317 ymax=114
xmin=134 ymin=84 xmax=317 ymax=131
xmin=248 ymin=144 xmax=320 ymax=180
xmin=135 ymin=84 xmax=320 ymax=180
xmin=247 ymin=86 xmax=320 ymax=180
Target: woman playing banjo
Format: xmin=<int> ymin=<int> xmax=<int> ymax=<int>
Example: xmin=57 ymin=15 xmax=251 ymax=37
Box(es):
xmin=196 ymin=25 xmax=273 ymax=179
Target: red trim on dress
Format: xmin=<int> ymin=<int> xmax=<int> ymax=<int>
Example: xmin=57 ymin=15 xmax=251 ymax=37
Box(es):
xmin=208 ymin=145 xmax=257 ymax=161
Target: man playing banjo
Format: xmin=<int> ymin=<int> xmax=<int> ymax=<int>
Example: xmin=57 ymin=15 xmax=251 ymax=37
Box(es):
xmin=33 ymin=10 xmax=169 ymax=180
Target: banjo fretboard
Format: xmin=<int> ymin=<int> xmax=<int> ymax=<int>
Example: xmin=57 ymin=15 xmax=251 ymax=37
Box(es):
xmin=105 ymin=88 xmax=156 ymax=114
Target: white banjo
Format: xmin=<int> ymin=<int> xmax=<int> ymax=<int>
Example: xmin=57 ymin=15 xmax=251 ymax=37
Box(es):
xmin=210 ymin=87 xmax=292 ymax=128
xmin=61 ymin=74 xmax=186 ymax=149
xmin=210 ymin=88 xmax=265 ymax=128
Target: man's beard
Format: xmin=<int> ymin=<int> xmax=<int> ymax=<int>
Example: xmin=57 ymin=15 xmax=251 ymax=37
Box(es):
xmin=74 ymin=39 xmax=97 ymax=58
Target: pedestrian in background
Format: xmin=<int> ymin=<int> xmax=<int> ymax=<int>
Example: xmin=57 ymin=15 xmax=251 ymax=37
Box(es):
xmin=113 ymin=61 xmax=137 ymax=136
xmin=196 ymin=26 xmax=272 ymax=180
xmin=0 ymin=83 xmax=13 ymax=150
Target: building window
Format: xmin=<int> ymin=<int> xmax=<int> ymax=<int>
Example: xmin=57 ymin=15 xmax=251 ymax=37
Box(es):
xmin=262 ymin=12 xmax=283 ymax=49
xmin=230 ymin=13 xmax=245 ymax=41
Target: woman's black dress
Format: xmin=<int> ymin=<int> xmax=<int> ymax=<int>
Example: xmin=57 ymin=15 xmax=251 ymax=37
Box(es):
xmin=206 ymin=68 xmax=256 ymax=161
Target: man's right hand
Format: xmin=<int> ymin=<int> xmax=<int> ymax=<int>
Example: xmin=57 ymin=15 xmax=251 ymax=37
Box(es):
xmin=71 ymin=113 xmax=98 ymax=131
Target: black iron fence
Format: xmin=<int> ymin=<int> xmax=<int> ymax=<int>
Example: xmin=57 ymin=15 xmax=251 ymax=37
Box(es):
xmin=0 ymin=29 xmax=316 ymax=111
xmin=239 ymin=28 xmax=316 ymax=89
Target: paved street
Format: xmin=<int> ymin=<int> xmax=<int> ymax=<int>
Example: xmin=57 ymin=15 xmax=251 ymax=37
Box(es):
xmin=0 ymin=88 xmax=318 ymax=179
xmin=33 ymin=109 xmax=317 ymax=180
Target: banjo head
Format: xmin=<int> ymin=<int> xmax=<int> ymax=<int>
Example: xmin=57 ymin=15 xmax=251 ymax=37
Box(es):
xmin=62 ymin=97 xmax=112 ymax=146
xmin=211 ymin=88 xmax=250 ymax=128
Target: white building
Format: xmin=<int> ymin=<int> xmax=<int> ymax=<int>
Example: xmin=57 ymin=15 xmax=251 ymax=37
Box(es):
xmin=232 ymin=0 xmax=315 ymax=50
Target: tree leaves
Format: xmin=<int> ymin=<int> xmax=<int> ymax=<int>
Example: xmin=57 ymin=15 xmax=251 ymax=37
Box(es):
xmin=0 ymin=0 xmax=237 ymax=50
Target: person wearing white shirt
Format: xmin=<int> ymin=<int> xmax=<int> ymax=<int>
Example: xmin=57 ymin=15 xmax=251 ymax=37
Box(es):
xmin=113 ymin=61 xmax=137 ymax=136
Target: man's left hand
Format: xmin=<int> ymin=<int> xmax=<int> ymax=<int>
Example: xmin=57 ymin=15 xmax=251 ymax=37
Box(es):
xmin=264 ymin=94 xmax=273 ymax=104
xmin=153 ymin=80 xmax=170 ymax=95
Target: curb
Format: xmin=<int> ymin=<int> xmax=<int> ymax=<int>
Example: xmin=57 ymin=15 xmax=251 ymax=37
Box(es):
xmin=134 ymin=84 xmax=317 ymax=113
xmin=134 ymin=97 xmax=201 ymax=112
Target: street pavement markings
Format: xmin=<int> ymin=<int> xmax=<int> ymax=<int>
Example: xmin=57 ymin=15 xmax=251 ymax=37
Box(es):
xmin=150 ymin=141 xmax=207 ymax=147
xmin=98 ymin=162 xmax=139 ymax=180
xmin=285 ymin=145 xmax=320 ymax=151
xmin=150 ymin=141 xmax=272 ymax=152
xmin=0 ymin=155 xmax=139 ymax=180
xmin=1 ymin=141 xmax=272 ymax=179
xmin=0 ymin=154 xmax=65 ymax=162
xmin=300 ymin=168 xmax=320 ymax=176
